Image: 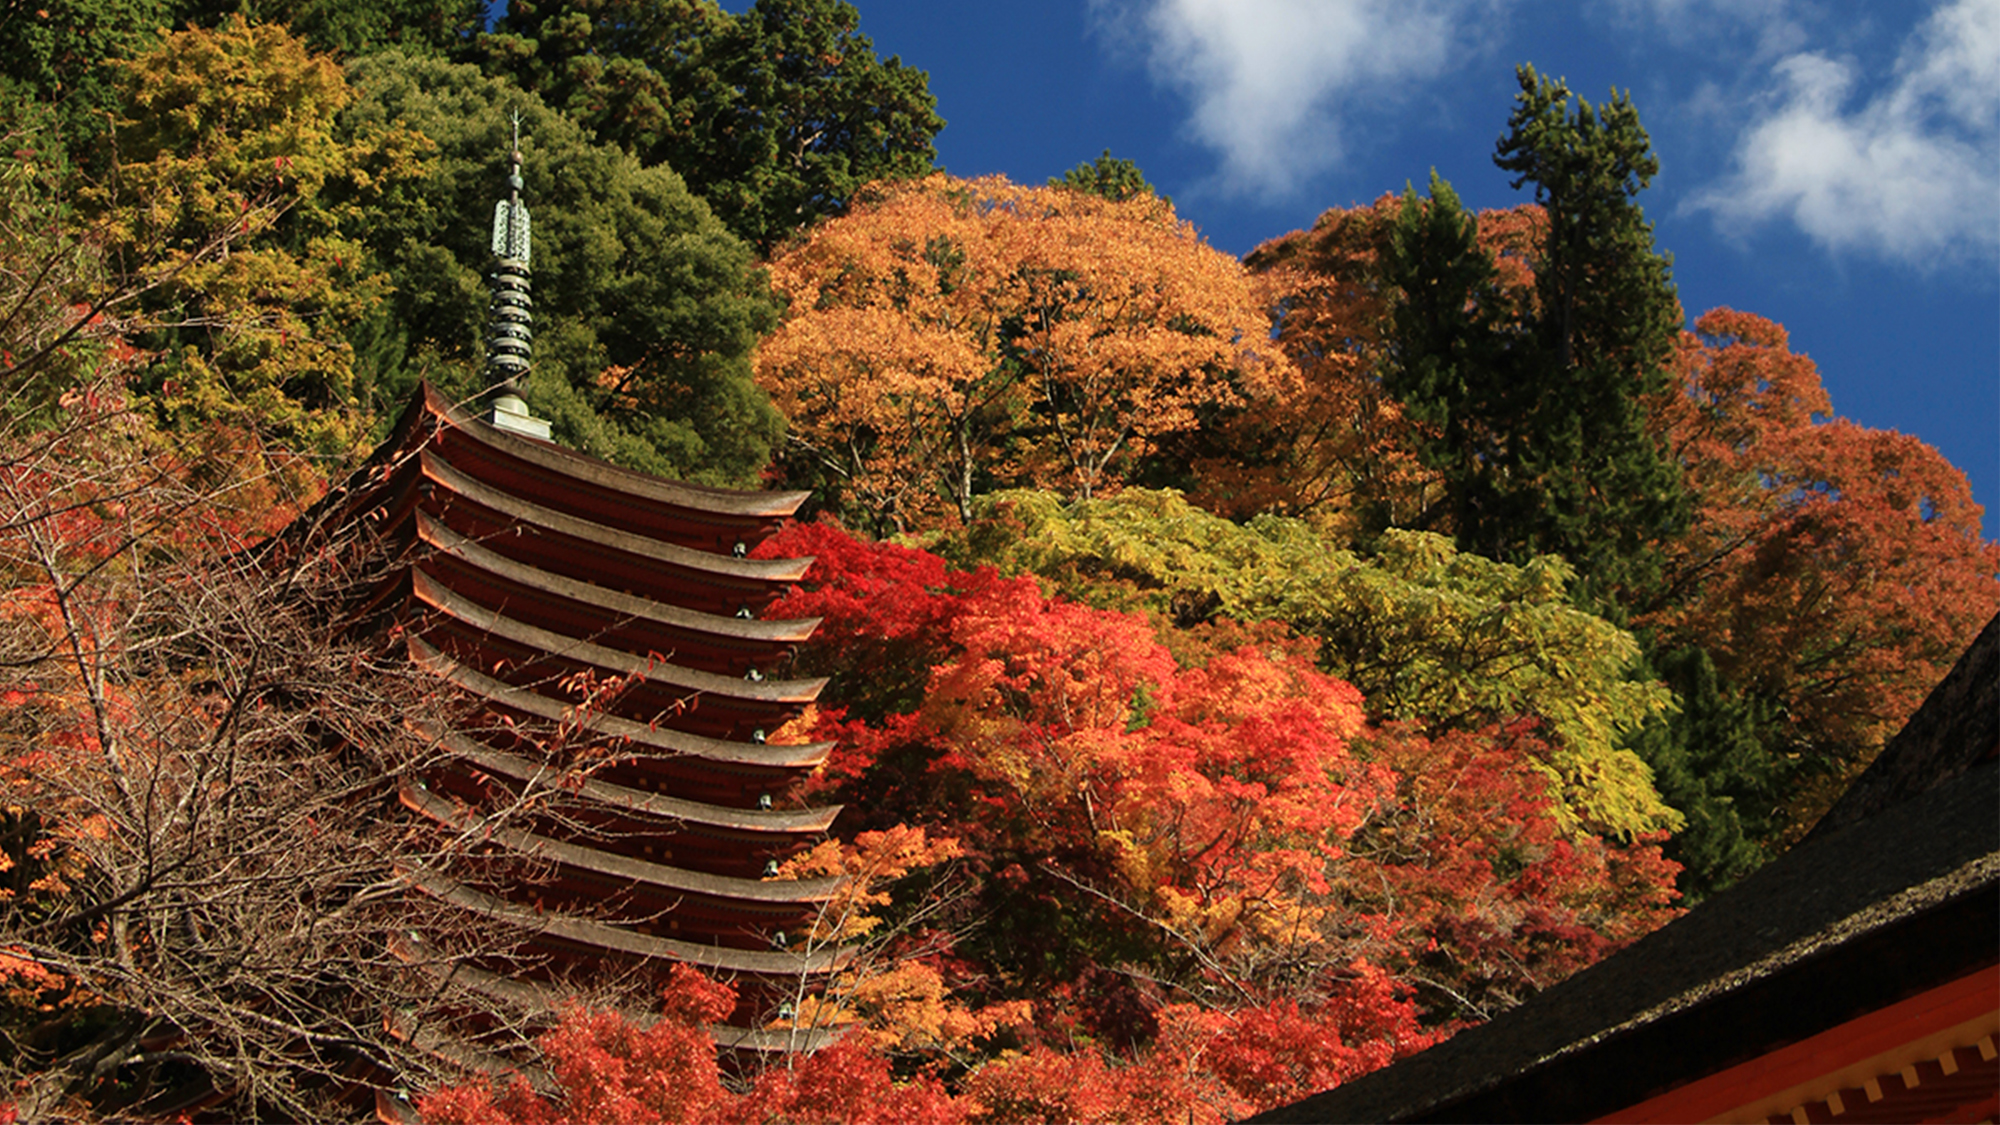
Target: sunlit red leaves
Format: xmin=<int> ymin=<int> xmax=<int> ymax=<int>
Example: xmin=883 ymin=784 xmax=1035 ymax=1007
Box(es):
xmin=758 ymin=520 xmax=1673 ymax=1037
xmin=420 ymin=966 xmax=969 ymax=1125
xmin=1343 ymin=722 xmax=1680 ymax=1019
xmin=736 ymin=1038 xmax=968 ymax=1125
xmin=422 ymin=517 xmax=1689 ymax=1123
xmin=423 ymin=962 xmax=1438 ymax=1125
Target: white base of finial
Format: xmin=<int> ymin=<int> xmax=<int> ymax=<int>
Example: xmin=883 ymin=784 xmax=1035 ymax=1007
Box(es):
xmin=489 ymin=394 xmax=552 ymax=440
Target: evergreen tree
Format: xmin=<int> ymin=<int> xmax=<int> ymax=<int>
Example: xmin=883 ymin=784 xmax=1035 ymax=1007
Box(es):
xmin=1379 ymin=172 xmax=1519 ymax=538
xmin=1485 ymin=63 xmax=1691 ymax=608
xmin=483 ymin=0 xmax=942 ymax=253
xmin=172 ymin=0 xmax=485 ymax=57
xmin=0 ymin=0 xmax=171 ymax=156
xmin=1626 ymin=645 xmax=1791 ymax=900
xmin=1050 ymin=150 xmax=1165 ymax=204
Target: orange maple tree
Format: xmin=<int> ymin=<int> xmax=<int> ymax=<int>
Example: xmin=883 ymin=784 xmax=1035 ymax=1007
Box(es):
xmin=1650 ymin=308 xmax=2000 ymax=808
xmin=756 ymin=174 xmax=1293 ymax=533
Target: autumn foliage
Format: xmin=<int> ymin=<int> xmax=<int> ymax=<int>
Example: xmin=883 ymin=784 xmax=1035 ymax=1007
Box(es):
xmin=1649 ymin=308 xmax=2000 ymax=826
xmin=762 ymin=522 xmax=1671 ymax=1051
xmin=5 ymin=18 xmax=1996 ymax=1120
xmin=416 ymin=517 xmax=1678 ymax=1122
xmin=756 ymin=175 xmax=1293 ymax=532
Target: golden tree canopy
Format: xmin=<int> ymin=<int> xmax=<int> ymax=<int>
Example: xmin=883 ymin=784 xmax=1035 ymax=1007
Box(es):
xmin=756 ymin=174 xmax=1294 ymax=533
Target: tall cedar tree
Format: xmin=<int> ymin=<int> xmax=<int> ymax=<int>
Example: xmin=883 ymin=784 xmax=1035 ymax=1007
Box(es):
xmin=1379 ymin=174 xmax=1515 ymax=539
xmin=1393 ymin=65 xmax=1690 ymax=609
xmin=483 ymin=0 xmax=943 ymax=252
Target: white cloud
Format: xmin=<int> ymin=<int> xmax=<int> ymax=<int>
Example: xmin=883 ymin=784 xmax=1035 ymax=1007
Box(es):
xmin=1597 ymin=0 xmax=1807 ymax=57
xmin=1091 ymin=0 xmax=1498 ymax=200
xmin=1690 ymin=0 xmax=2000 ymax=267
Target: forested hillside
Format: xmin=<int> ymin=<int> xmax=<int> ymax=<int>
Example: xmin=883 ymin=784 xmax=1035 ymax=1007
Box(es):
xmin=1 ymin=5 xmax=1993 ymax=1121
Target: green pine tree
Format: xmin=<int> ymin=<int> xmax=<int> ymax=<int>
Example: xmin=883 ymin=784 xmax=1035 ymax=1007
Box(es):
xmin=1487 ymin=63 xmax=1692 ymax=610
xmin=1050 ymin=150 xmax=1166 ymax=204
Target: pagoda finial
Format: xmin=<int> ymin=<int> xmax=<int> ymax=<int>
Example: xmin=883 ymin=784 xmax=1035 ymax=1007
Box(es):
xmin=484 ymin=110 xmax=550 ymax=440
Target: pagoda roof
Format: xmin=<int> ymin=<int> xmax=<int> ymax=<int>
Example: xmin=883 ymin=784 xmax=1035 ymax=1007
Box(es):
xmin=418 ymin=384 xmax=810 ymax=539
xmin=386 ymin=930 xmax=846 ymax=1055
xmin=288 ymin=381 xmax=855 ymax=1061
xmin=416 ymin=725 xmax=839 ymax=834
xmin=412 ymin=568 xmax=824 ymax=706
xmin=418 ymin=514 xmax=818 ymax=647
xmin=401 ymin=780 xmax=839 ymax=904
xmin=418 ymin=449 xmax=812 ymax=588
xmin=409 ymin=637 xmax=831 ymax=770
xmin=402 ymin=866 xmax=848 ymax=977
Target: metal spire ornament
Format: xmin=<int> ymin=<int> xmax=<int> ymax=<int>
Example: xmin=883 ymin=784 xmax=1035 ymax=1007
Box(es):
xmin=484 ymin=112 xmax=552 ymax=440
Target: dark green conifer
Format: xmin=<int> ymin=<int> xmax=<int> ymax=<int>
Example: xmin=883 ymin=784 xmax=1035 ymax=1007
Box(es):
xmin=1488 ymin=63 xmax=1691 ymax=610
xmin=483 ymin=0 xmax=942 ymax=253
xmin=340 ymin=50 xmax=783 ymax=484
xmin=1050 ymin=150 xmax=1166 ymax=204
xmin=1379 ymin=171 xmax=1519 ymax=539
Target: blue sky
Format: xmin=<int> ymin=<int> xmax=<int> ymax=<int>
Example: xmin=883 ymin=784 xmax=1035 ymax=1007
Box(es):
xmin=758 ymin=0 xmax=1998 ymax=536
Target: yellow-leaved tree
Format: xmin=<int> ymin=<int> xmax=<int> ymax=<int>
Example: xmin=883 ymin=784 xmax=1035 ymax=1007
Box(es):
xmin=756 ymin=174 xmax=1295 ymax=534
xmin=95 ymin=16 xmax=430 ymax=463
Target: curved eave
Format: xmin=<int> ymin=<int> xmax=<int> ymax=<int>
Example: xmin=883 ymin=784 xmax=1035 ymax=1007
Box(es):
xmin=418 ymin=513 xmax=820 ymax=646
xmin=418 ymin=724 xmax=839 ymax=833
xmin=421 ymin=450 xmax=812 ymax=585
xmin=424 ymin=385 xmax=811 ymax=521
xmin=412 ymin=569 xmax=825 ymax=706
xmin=406 ymin=636 xmax=832 ymax=769
xmin=401 ymin=780 xmax=840 ymax=903
xmin=388 ymin=931 xmax=846 ymax=1054
xmin=385 ymin=1011 xmax=555 ymax=1095
xmin=712 ymin=1025 xmax=852 ymax=1054
xmin=401 ymin=866 xmax=848 ymax=976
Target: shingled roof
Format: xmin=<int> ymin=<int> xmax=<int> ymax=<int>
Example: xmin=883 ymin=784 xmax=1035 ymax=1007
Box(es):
xmin=1250 ymin=613 xmax=2000 ymax=1124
